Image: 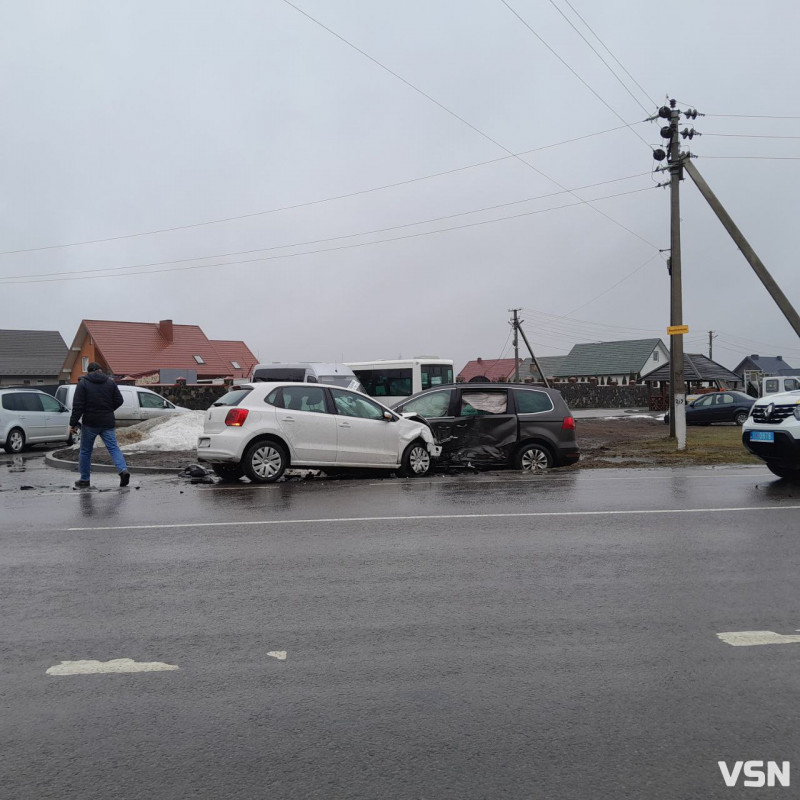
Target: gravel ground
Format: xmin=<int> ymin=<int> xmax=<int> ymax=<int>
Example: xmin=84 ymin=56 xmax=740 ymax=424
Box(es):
xmin=51 ymin=418 xmax=677 ymax=472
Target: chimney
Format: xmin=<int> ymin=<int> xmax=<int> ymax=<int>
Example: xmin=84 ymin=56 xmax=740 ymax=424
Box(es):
xmin=477 ymin=357 xmax=483 ymax=364
xmin=777 ymin=356 xmax=783 ymax=361
xmin=158 ymin=319 xmax=174 ymax=342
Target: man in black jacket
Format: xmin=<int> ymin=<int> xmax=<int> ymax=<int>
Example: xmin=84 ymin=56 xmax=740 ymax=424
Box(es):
xmin=69 ymin=363 xmax=130 ymax=488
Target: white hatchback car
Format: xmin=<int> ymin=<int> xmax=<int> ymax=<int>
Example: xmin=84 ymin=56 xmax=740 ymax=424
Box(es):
xmin=1 ymin=389 xmax=73 ymax=453
xmin=197 ymin=382 xmax=441 ymax=482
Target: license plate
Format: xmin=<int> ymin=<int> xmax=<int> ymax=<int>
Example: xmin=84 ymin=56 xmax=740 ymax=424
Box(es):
xmin=750 ymin=431 xmax=775 ymax=443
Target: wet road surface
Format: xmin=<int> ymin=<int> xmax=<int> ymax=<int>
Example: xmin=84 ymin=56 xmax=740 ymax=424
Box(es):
xmin=2 ymin=450 xmax=800 ymax=799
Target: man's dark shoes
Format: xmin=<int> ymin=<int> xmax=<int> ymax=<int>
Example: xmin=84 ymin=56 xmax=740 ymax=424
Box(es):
xmin=119 ymin=470 xmax=131 ymax=487
xmin=74 ymin=480 xmax=90 ymax=489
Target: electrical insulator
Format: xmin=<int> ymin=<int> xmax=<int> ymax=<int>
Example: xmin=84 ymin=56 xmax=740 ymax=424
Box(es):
xmin=658 ymin=106 xmax=672 ymax=119
xmin=680 ymin=128 xmax=698 ymax=139
xmin=684 ymin=108 xmax=698 ymax=119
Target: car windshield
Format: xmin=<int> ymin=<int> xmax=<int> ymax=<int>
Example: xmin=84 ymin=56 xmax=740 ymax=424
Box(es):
xmin=212 ymin=388 xmax=252 ymax=406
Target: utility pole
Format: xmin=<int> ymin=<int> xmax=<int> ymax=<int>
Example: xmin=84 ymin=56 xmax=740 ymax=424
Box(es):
xmin=683 ymin=158 xmax=800 ymax=338
xmin=510 ymin=308 xmax=520 ymax=382
xmin=708 ymin=330 xmax=716 ymax=360
xmin=656 ymin=100 xmax=687 ymax=449
xmin=511 ymin=313 xmax=550 ymax=388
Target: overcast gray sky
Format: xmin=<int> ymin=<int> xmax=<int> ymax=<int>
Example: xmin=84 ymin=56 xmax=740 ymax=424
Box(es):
xmin=2 ymin=0 xmax=799 ymax=373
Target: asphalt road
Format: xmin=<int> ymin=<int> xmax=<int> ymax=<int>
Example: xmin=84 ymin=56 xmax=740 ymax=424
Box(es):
xmin=2 ymin=451 xmax=800 ymax=799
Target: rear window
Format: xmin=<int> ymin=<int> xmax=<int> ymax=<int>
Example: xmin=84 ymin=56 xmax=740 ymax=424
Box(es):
xmin=212 ymin=388 xmax=252 ymax=406
xmin=1 ymin=392 xmax=44 ymax=412
xmin=513 ymin=389 xmax=554 ymax=414
xmin=253 ymin=368 xmax=306 ymax=382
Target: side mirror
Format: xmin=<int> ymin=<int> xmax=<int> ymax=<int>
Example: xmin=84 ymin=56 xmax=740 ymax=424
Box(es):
xmin=383 ymin=411 xmax=394 ymax=421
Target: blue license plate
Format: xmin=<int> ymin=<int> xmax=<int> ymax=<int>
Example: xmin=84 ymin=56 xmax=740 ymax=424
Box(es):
xmin=750 ymin=431 xmax=775 ymax=443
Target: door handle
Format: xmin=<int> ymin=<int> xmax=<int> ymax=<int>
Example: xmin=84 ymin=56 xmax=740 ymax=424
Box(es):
xmin=281 ymin=415 xmax=295 ymax=422
xmin=339 ymin=422 xmax=351 ymax=428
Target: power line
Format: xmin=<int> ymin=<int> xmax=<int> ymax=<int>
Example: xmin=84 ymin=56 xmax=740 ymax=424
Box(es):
xmin=704 ymin=133 xmax=800 ymax=139
xmin=547 ymin=0 xmax=652 ymax=115
xmin=700 ymin=155 xmax=800 ymax=160
xmin=1 ymin=185 xmax=658 ymax=286
xmin=500 ymin=0 xmax=653 ymax=148
xmin=0 ymin=175 xmax=652 ymax=283
xmin=282 ymin=0 xmax=660 ymax=252
xmin=562 ymin=0 xmax=657 ymax=108
xmin=562 ymin=252 xmax=662 ymax=315
xmin=706 ymin=114 xmax=800 ymax=119
xmin=0 ymin=123 xmax=645 ymax=258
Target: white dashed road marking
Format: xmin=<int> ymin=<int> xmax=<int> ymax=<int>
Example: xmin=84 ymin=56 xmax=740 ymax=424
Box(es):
xmin=46 ymin=658 xmax=180 ymax=675
xmin=268 ymin=651 xmax=287 ymax=661
xmin=717 ymin=631 xmax=800 ymax=647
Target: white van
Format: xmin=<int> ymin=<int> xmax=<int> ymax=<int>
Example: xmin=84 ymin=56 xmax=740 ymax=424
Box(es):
xmin=250 ymin=362 xmax=364 ymax=392
xmin=55 ymin=384 xmax=190 ymax=427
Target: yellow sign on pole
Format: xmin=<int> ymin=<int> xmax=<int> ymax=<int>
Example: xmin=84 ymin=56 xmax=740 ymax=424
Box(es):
xmin=667 ymin=324 xmax=689 ymax=335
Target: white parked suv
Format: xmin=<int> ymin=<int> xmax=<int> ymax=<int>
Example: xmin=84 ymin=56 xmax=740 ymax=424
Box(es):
xmin=742 ymin=390 xmax=800 ymax=480
xmin=197 ymin=382 xmax=441 ymax=482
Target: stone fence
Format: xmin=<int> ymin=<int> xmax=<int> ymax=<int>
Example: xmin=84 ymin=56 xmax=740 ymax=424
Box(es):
xmin=153 ymin=384 xmax=231 ymax=410
xmin=153 ymin=381 xmax=649 ymax=411
xmin=549 ymin=383 xmax=649 ymax=409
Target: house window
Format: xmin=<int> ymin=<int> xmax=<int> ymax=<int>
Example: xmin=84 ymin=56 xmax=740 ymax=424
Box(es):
xmin=82 ymin=356 xmax=89 ymax=372
xmin=654 ymin=351 xmax=659 ymax=362
xmin=231 ymin=361 xmax=241 ymax=369
xmin=193 ymin=355 xmax=205 ymax=364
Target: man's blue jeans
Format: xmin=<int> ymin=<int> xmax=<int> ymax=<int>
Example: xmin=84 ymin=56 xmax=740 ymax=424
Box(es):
xmin=78 ymin=426 xmax=128 ymax=482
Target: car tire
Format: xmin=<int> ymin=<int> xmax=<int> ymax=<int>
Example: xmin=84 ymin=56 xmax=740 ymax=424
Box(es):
xmin=734 ymin=411 xmax=749 ymax=426
xmin=4 ymin=427 xmax=25 ymax=454
xmin=242 ymin=440 xmax=287 ymax=483
xmin=398 ymin=440 xmax=431 ymax=477
xmin=766 ymin=463 xmax=800 ymax=481
xmin=211 ymin=463 xmax=245 ymax=482
xmin=514 ymin=442 xmax=553 ymax=473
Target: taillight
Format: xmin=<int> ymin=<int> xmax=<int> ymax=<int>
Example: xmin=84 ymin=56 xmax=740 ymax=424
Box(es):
xmin=561 ymin=416 xmax=575 ymax=431
xmin=225 ymin=408 xmax=249 ymax=426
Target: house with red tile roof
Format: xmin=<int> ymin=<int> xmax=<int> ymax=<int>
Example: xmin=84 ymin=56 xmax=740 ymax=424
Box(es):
xmin=59 ymin=319 xmax=257 ymax=383
xmin=457 ymin=357 xmax=523 ymax=383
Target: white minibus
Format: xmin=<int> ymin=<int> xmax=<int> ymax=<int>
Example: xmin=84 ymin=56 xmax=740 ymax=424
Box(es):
xmin=345 ymin=358 xmax=454 ymax=406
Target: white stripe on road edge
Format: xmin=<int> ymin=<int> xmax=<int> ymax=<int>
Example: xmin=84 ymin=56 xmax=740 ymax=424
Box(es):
xmin=46 ymin=658 xmax=179 ymax=675
xmin=66 ymin=505 xmax=800 ymax=532
xmin=717 ymin=631 xmax=800 ymax=647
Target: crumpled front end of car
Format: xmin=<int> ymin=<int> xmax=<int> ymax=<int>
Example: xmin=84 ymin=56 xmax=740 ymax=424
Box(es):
xmin=397 ymin=418 xmax=442 ymax=458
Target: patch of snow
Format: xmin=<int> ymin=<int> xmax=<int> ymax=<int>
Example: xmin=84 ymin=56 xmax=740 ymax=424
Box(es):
xmin=119 ymin=411 xmax=205 ymax=452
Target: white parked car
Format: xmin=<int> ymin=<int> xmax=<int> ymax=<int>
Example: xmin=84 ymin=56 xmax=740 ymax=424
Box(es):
xmin=1 ymin=388 xmax=73 ymax=453
xmin=742 ymin=390 xmax=800 ymax=480
xmin=197 ymin=382 xmax=441 ymax=482
xmin=55 ymin=384 xmax=190 ymax=427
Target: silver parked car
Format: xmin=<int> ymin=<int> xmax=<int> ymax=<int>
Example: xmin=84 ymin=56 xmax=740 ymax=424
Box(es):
xmin=0 ymin=388 xmax=74 ymax=453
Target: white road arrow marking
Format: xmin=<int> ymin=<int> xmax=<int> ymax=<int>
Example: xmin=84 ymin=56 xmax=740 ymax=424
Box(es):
xmin=46 ymin=658 xmax=179 ymax=675
xmin=267 ymin=651 xmax=287 ymax=661
xmin=717 ymin=631 xmax=800 ymax=647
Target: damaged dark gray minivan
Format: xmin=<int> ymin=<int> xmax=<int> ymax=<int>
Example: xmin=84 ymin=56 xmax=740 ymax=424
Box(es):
xmin=391 ymin=383 xmax=579 ymax=472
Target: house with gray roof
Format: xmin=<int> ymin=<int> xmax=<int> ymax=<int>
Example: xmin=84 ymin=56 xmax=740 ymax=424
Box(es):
xmin=642 ymin=353 xmax=742 ymax=388
xmin=553 ymin=338 xmax=669 ymax=384
xmin=0 ymin=329 xmax=68 ymax=387
xmin=519 ymin=355 xmax=567 ymax=382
